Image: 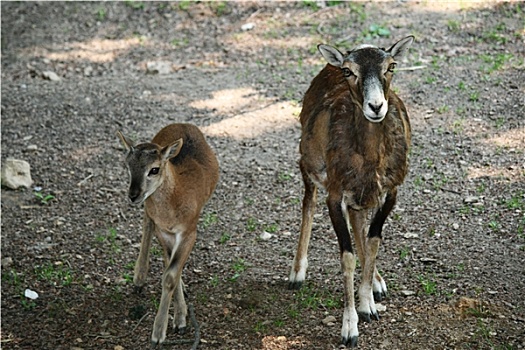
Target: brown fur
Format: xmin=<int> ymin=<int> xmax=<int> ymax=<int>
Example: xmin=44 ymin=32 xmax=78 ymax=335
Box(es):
xmin=289 ymin=36 xmax=414 ymax=347
xmin=118 ymin=123 xmax=219 ymax=345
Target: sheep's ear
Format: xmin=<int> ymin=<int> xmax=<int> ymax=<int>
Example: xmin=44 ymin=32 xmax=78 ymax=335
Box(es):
xmin=387 ymin=36 xmax=414 ymax=59
xmin=117 ymin=131 xmax=134 ymax=153
xmin=161 ymin=138 xmax=183 ymax=161
xmin=318 ymin=44 xmax=345 ymax=67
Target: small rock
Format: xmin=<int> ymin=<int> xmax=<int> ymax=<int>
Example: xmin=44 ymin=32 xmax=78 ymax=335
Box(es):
xmin=241 ymin=23 xmax=255 ymax=31
xmin=463 ymin=196 xmax=479 ymax=204
xmin=146 ymin=61 xmax=172 ymax=75
xmin=260 ymin=231 xmax=272 ymax=241
xmin=376 ymin=303 xmax=387 ymax=312
xmin=42 ymin=71 xmax=61 ymax=81
xmin=84 ymin=66 xmax=93 ymax=76
xmin=26 ymin=144 xmax=38 ymax=151
xmin=452 ymin=223 xmax=459 ymax=230
xmin=400 ymin=290 xmax=416 ymax=296
xmin=403 ymin=232 xmax=419 ymax=239
xmin=1 ymin=158 xmax=33 ymax=189
xmin=24 ymin=288 xmax=39 ymax=300
xmin=1 ymin=257 xmax=13 ymax=268
xmin=322 ymin=315 xmax=337 ymax=325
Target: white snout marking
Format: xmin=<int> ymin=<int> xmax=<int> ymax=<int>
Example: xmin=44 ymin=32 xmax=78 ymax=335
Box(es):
xmin=363 ymin=77 xmax=387 ymax=123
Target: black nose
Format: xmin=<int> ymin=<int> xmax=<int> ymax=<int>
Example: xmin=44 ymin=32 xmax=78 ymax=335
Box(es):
xmin=368 ymin=102 xmax=383 ymax=114
xmin=128 ymin=191 xmax=140 ymax=203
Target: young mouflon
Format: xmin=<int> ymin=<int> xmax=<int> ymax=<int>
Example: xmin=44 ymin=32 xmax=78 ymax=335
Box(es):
xmin=117 ymin=123 xmax=219 ymax=346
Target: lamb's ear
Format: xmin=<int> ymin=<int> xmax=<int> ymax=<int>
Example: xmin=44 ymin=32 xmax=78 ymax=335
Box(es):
xmin=161 ymin=138 xmax=183 ymax=161
xmin=318 ymin=44 xmax=345 ymax=67
xmin=116 ymin=131 xmax=134 ymax=153
xmin=387 ymin=35 xmax=414 ymax=59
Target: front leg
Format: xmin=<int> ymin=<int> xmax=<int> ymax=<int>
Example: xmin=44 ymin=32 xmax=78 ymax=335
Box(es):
xmin=327 ymin=193 xmax=359 ymax=347
xmin=151 ymin=229 xmax=196 ymax=346
xmin=289 ymin=162 xmax=318 ymax=290
xmin=134 ymin=213 xmax=155 ymax=290
xmin=357 ymin=190 xmax=397 ymax=321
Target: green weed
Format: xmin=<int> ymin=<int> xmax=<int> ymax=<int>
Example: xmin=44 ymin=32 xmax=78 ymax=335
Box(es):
xmin=34 ymin=191 xmax=55 ymax=205
xmin=202 ymin=212 xmax=218 ymax=228
xmin=35 ymin=263 xmax=74 ymax=287
xmin=124 ymin=1 xmax=144 ymax=10
xmin=246 ymin=217 xmax=258 ymax=232
xmin=219 ymin=233 xmax=231 ymax=244
xmin=418 ymin=274 xmax=437 ymax=295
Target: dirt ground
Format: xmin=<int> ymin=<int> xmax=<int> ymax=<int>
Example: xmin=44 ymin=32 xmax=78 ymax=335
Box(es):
xmin=1 ymin=2 xmax=524 ymax=349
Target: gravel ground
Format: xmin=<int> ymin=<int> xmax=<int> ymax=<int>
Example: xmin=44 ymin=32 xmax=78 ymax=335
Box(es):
xmin=1 ymin=2 xmax=524 ymax=349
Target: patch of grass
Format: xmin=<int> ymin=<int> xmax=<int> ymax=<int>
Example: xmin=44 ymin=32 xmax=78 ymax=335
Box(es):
xmin=479 ymin=53 xmax=513 ymax=73
xmin=96 ymin=7 xmax=107 ymax=21
xmin=505 ymin=192 xmax=524 ymax=210
xmin=21 ymin=298 xmax=37 ymax=310
xmin=447 ymin=19 xmax=460 ymax=33
xmin=177 ymin=0 xmax=192 ymax=11
xmin=202 ymin=212 xmax=218 ymax=228
xmin=451 ymin=119 xmax=464 ymax=134
xmin=469 ymin=90 xmax=479 ymax=102
xmin=418 ymin=274 xmax=438 ymax=295
xmin=294 ymin=283 xmax=341 ymax=310
xmin=263 ymin=223 xmax=279 ymax=233
xmin=399 ymin=246 xmax=410 ymax=260
xmin=494 ymin=117 xmax=505 ymax=129
xmin=35 ymin=262 xmax=74 ymax=287
xmin=230 ymin=258 xmax=247 ymax=281
xmin=253 ymin=320 xmax=267 ymax=333
xmin=210 ymin=275 xmax=219 ymax=287
xmin=457 ymin=81 xmax=467 ymax=91
xmin=362 ymin=24 xmax=391 ymax=39
xmin=424 ymin=76 xmax=436 ymax=84
xmin=246 ymin=217 xmax=258 ymax=232
xmin=209 ymin=1 xmax=228 ymax=16
xmin=124 ymin=1 xmax=144 ymax=10
xmin=436 ymin=105 xmax=450 ymax=114
xmin=278 ymin=171 xmax=293 ymax=181
xmin=219 ymin=233 xmax=231 ymax=244
xmin=34 ymin=191 xmax=55 ymax=205
xmin=171 ymin=38 xmax=189 ymax=48
xmin=488 ymin=220 xmax=500 ymax=231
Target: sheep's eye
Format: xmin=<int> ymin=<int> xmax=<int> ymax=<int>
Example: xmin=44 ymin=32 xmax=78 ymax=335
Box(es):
xmin=342 ymin=67 xmax=353 ymax=77
xmin=148 ymin=167 xmax=159 ymax=176
xmin=387 ymin=63 xmax=397 ymax=73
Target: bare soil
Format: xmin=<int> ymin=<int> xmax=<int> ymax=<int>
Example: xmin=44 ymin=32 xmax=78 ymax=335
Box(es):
xmin=1 ymin=2 xmax=524 ymax=350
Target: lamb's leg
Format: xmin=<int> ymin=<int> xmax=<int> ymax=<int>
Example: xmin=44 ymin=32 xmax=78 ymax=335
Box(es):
xmin=289 ymin=161 xmax=318 ymax=290
xmin=133 ymin=213 xmax=154 ymax=292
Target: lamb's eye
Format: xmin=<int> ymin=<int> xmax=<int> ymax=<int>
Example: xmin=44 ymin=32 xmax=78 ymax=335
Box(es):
xmin=148 ymin=167 xmax=159 ymax=176
xmin=387 ymin=63 xmax=397 ymax=73
xmin=342 ymin=67 xmax=353 ymax=77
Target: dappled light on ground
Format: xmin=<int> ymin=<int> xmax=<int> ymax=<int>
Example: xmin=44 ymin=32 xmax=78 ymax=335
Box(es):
xmin=191 ymin=87 xmax=300 ymax=140
xmin=39 ymin=37 xmax=142 ymax=63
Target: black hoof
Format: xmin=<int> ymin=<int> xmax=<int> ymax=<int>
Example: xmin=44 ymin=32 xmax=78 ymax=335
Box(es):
xmin=176 ymin=326 xmax=187 ymax=335
xmin=288 ymin=281 xmax=303 ymax=290
xmin=358 ymin=311 xmax=371 ymax=323
xmin=150 ymin=340 xmax=160 ymax=349
xmin=371 ymin=311 xmax=380 ymax=321
xmin=342 ymin=335 xmax=358 ymax=348
xmin=373 ymin=290 xmax=388 ymax=302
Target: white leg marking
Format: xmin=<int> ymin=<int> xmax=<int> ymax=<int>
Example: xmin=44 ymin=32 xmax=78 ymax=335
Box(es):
xmin=340 ymin=251 xmax=358 ymax=344
xmin=289 ymin=256 xmax=308 ymax=283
